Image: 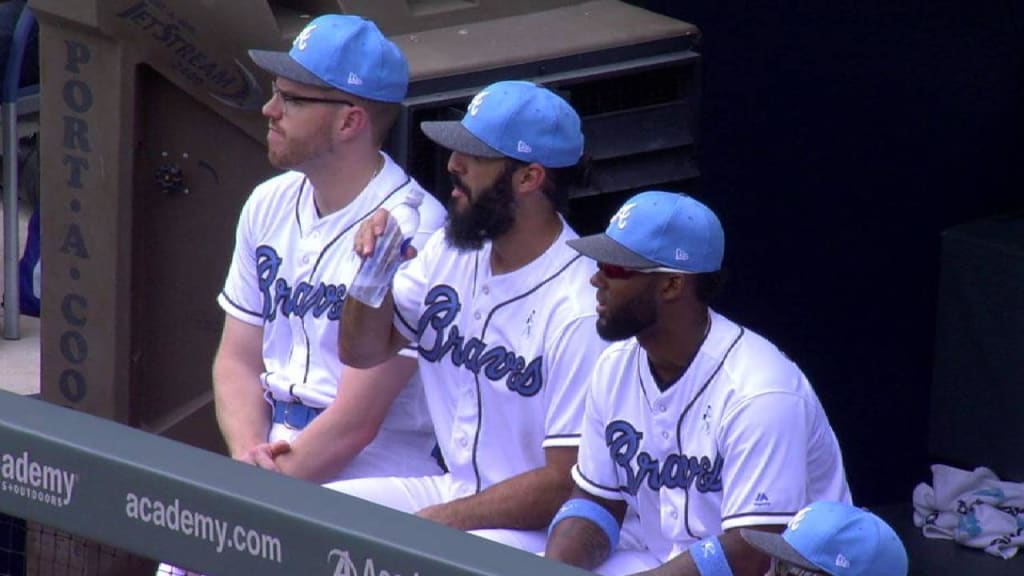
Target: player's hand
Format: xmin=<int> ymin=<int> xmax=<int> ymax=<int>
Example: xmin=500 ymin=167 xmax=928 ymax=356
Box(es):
xmin=353 ymin=209 xmax=418 ymax=261
xmin=415 ymin=502 xmax=468 ymax=530
xmin=239 ymin=440 xmax=291 ymax=472
xmin=353 ymin=209 xmax=392 ymax=259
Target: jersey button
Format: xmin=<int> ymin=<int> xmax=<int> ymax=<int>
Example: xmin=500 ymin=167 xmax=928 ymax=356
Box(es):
xmin=670 ymin=510 xmax=678 ymax=519
xmin=474 ymin=312 xmax=482 ymax=320
xmin=661 ymin=431 xmax=670 ymax=439
xmin=303 ymin=255 xmax=311 ymax=264
xmin=658 ymin=404 xmax=667 ymax=413
xmin=482 ymin=286 xmax=490 ymax=295
xmin=459 ymin=437 xmax=469 ymax=447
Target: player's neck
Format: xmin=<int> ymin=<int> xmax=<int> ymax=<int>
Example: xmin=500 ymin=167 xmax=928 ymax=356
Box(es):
xmin=489 ymin=208 xmax=563 ymax=275
xmin=641 ymin=308 xmax=711 ymax=387
xmin=305 ymin=151 xmax=384 ymax=217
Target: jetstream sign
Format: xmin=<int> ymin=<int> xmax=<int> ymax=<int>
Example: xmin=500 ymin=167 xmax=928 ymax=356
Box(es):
xmin=0 ymin=450 xmax=78 ymax=508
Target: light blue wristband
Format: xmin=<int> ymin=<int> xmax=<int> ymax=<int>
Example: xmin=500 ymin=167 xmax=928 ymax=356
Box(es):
xmin=548 ymin=498 xmax=620 ymax=549
xmin=689 ymin=536 xmax=734 ymax=576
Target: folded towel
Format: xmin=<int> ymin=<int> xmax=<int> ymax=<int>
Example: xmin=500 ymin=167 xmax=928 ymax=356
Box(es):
xmin=912 ymin=464 xmax=1024 ymax=559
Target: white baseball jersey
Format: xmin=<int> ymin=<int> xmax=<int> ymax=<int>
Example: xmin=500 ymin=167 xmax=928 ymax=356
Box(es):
xmin=217 ymin=152 xmax=447 ymax=479
xmin=573 ymin=310 xmax=851 ymax=564
xmin=390 ymin=218 xmax=608 ymax=496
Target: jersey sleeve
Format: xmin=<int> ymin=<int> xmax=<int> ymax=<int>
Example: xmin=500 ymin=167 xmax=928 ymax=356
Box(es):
xmin=541 ymin=313 xmax=607 ymax=449
xmin=571 ymin=350 xmax=626 ymax=501
xmin=391 ymin=189 xmax=445 ymax=356
xmin=391 ymin=228 xmax=442 ymax=343
xmin=217 ymin=193 xmax=264 ymax=326
xmin=718 ymin=391 xmax=816 ymax=530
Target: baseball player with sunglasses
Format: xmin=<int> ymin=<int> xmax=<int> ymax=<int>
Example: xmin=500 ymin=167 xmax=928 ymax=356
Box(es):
xmin=329 ymin=80 xmax=608 ymax=553
xmin=545 ymin=191 xmax=852 ymax=575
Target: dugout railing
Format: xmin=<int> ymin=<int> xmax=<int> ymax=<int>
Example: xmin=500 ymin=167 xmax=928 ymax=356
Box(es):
xmin=0 ymin=389 xmax=593 ymax=575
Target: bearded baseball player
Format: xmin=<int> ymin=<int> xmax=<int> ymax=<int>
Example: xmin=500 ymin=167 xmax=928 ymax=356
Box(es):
xmin=544 ymin=191 xmax=851 ymax=576
xmin=329 ymin=80 xmax=608 ymax=553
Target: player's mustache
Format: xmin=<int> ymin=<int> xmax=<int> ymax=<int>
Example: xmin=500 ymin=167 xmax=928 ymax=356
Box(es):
xmin=449 ymin=173 xmax=469 ymax=195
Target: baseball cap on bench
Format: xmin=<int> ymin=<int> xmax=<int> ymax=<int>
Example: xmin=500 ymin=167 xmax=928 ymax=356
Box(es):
xmin=421 ymin=80 xmax=583 ymax=168
xmin=249 ymin=14 xmax=408 ymax=103
xmin=568 ymin=191 xmax=724 ymax=273
xmin=741 ymin=501 xmax=909 ymax=576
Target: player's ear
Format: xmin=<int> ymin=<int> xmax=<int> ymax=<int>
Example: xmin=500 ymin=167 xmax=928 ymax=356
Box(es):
xmin=515 ymin=162 xmax=545 ymax=194
xmin=659 ymin=274 xmax=687 ymax=301
xmin=336 ymin=104 xmax=369 ymax=140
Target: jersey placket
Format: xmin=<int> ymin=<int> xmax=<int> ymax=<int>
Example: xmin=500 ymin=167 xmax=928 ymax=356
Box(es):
xmin=286 ymin=221 xmax=326 ymax=398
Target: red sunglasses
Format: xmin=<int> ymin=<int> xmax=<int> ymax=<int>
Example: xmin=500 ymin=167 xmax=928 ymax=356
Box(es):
xmin=597 ymin=262 xmax=685 ymax=279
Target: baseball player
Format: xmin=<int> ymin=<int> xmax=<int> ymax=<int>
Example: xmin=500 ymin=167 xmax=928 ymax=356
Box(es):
xmin=545 ymin=191 xmax=851 ymax=576
xmin=158 ymin=15 xmax=448 ymax=576
xmin=327 ymin=81 xmax=608 ymax=553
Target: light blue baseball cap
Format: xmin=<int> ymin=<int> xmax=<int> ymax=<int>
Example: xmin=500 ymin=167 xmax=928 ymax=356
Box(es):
xmin=420 ymin=81 xmax=583 ymax=168
xmin=741 ymin=501 xmax=909 ymax=576
xmin=567 ymin=191 xmax=724 ymax=273
xmin=249 ymin=15 xmax=408 ymax=103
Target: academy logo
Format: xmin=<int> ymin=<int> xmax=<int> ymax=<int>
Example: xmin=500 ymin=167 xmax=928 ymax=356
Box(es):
xmin=0 ymin=450 xmax=78 ymax=508
xmin=328 ymin=548 xmax=419 ymax=576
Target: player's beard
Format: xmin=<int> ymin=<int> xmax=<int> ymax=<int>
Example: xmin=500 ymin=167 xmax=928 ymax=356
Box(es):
xmin=266 ymin=121 xmax=334 ymax=170
xmin=444 ymin=165 xmax=517 ymax=251
xmin=596 ymin=286 xmax=658 ymax=341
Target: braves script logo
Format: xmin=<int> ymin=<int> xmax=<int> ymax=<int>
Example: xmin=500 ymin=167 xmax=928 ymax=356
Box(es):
xmin=468 ymin=90 xmax=490 ymax=116
xmin=610 ymin=202 xmax=637 ymax=230
xmin=256 ymin=246 xmax=346 ymax=321
xmin=328 ymin=549 xmax=419 ymax=576
xmin=418 ymin=286 xmax=543 ymax=397
xmin=605 ymin=420 xmax=722 ymax=496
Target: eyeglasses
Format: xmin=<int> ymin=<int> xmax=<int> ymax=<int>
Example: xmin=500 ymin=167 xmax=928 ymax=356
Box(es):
xmin=271 ymin=84 xmax=354 ymax=114
xmin=771 ymin=558 xmax=828 ymax=576
xmin=596 ymin=262 xmax=686 ymax=280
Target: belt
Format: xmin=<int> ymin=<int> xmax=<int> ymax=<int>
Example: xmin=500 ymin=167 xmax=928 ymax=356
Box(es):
xmin=271 ymin=399 xmax=324 ymax=430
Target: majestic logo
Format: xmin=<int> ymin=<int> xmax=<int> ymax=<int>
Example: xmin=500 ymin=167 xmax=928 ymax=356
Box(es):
xmin=605 ymin=420 xmax=722 ymax=496
xmin=417 ymin=285 xmax=543 ymax=397
xmin=1 ymin=450 xmax=78 ymax=508
xmin=256 ymin=245 xmax=347 ymax=321
xmin=754 ymin=492 xmax=771 ymax=506
xmin=610 ymin=202 xmax=637 ymax=230
xmin=294 ymin=24 xmax=318 ymax=51
xmin=468 ymin=90 xmax=490 ymax=116
xmin=328 ymin=549 xmax=419 ymax=576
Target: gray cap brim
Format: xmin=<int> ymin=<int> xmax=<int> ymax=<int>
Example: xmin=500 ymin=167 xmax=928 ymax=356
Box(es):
xmin=740 ymin=529 xmax=822 ymax=572
xmin=567 ymin=234 xmax=659 ymax=269
xmin=249 ymin=49 xmax=332 ymax=89
xmin=420 ymin=121 xmax=504 ymax=158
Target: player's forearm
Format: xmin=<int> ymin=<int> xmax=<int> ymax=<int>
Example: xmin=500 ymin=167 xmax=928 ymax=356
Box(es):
xmin=273 ymin=407 xmax=376 ymax=482
xmin=212 ymin=359 xmax=270 ymax=458
xmin=546 ymin=517 xmax=613 ymax=570
xmin=339 ymin=292 xmax=406 ymax=368
xmin=633 ymin=530 xmax=769 ymax=576
xmin=427 ymin=465 xmax=574 ymax=531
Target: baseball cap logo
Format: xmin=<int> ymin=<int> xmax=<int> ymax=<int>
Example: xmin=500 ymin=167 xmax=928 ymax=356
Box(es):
xmin=517 ymin=141 xmax=532 ymax=154
xmin=347 ymin=72 xmax=363 ymax=86
xmin=789 ymin=505 xmax=813 ymax=530
xmin=610 ymin=202 xmax=637 ymax=230
xmin=468 ymin=90 xmax=490 ymax=116
xmin=293 ymin=23 xmax=317 ymax=51
xmin=675 ymin=248 xmax=689 ymax=261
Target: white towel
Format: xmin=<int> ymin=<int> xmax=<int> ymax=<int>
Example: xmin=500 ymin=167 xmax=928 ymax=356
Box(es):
xmin=912 ymin=464 xmax=1024 ymax=559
